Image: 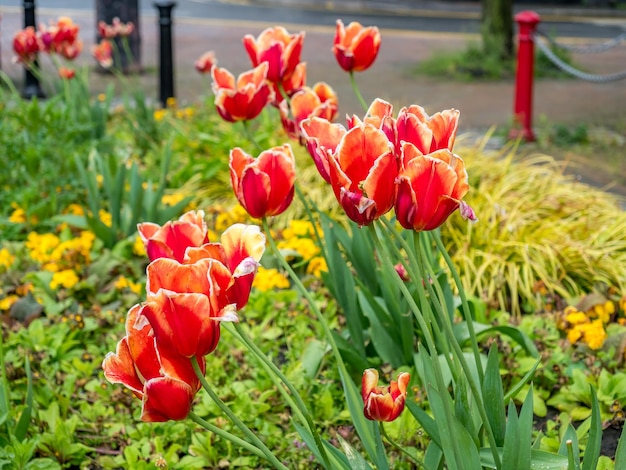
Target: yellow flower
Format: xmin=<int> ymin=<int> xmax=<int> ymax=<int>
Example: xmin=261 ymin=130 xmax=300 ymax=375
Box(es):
xmin=0 ymin=295 xmax=18 ymax=311
xmin=582 ymin=320 xmax=607 ymax=350
xmin=565 ymin=310 xmax=588 ymax=326
xmin=153 ymin=109 xmax=167 ymax=121
xmin=96 ymin=174 xmax=104 ymax=187
xmin=282 ymin=220 xmax=316 ymax=239
xmin=567 ymin=325 xmax=584 ymax=345
xmin=0 ymin=248 xmax=15 ymax=270
xmin=277 ymin=237 xmax=320 ymax=261
xmin=9 ymin=207 xmax=26 ymax=224
xmin=42 ymin=262 xmax=59 ymax=272
xmin=166 ymin=97 xmax=177 ymax=109
xmin=133 ymin=236 xmax=147 ymax=257
xmin=97 ymin=93 xmax=106 ymax=102
xmin=161 ymin=193 xmax=186 ymax=206
xmin=114 ymin=276 xmax=143 ymax=295
xmin=50 ymin=269 xmax=80 ymax=290
xmin=252 ymin=267 xmax=290 ymax=292
xmin=65 ymin=204 xmax=84 ymax=216
xmin=26 ymin=232 xmax=61 ymax=263
xmin=99 ymin=209 xmax=112 ymax=227
xmin=306 ymin=256 xmax=328 ymax=278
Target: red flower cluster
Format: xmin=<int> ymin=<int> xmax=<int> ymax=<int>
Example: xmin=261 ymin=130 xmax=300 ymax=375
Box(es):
xmin=98 ymin=17 xmax=134 ymax=39
xmin=301 ymin=99 xmax=476 ymax=228
xmin=205 ymin=26 xmax=338 ymax=140
xmin=13 ymin=17 xmax=82 ymax=76
xmin=103 ymin=211 xmax=266 ymax=421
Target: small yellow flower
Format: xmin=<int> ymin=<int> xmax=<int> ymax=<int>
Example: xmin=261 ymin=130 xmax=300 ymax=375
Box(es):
xmin=9 ymin=207 xmax=26 ymax=224
xmin=153 ymin=109 xmax=167 ymax=121
xmin=0 ymin=295 xmax=18 ymax=311
xmin=50 ymin=269 xmax=80 ymax=290
xmin=65 ymin=203 xmax=84 ymax=216
xmin=282 ymin=220 xmax=316 ymax=239
xmin=97 ymin=93 xmax=106 ymax=102
xmin=26 ymin=232 xmax=61 ymax=263
xmin=565 ymin=310 xmax=588 ymax=326
xmin=133 ymin=236 xmax=147 ymax=257
xmin=252 ymin=267 xmax=290 ymax=292
xmin=161 ymin=193 xmax=186 ymax=206
xmin=99 ymin=209 xmax=112 ymax=227
xmin=582 ymin=320 xmax=607 ymax=350
xmin=96 ymin=174 xmax=104 ymax=187
xmin=306 ymin=256 xmax=328 ymax=278
xmin=0 ymin=248 xmax=15 ymax=270
xmin=114 ymin=276 xmax=143 ymax=295
xmin=166 ymin=97 xmax=177 ymax=109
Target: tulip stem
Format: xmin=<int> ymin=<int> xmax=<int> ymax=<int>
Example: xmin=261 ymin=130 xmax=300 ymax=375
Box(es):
xmin=262 ymin=217 xmax=390 ymax=470
xmin=224 ymin=322 xmax=331 ymax=468
xmin=379 ymin=422 xmax=424 ymax=468
xmin=242 ymin=120 xmax=263 ymax=152
xmin=349 ymin=71 xmax=368 ymax=111
xmin=190 ymin=356 xmax=288 ymax=470
xmin=187 ymin=411 xmax=267 ymax=460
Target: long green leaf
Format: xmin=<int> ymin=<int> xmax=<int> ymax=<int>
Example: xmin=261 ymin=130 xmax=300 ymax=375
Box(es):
xmin=581 ymin=385 xmax=601 ymax=470
xmin=504 ymin=358 xmax=541 ymax=403
xmin=337 ymin=435 xmax=373 ymax=470
xmin=482 ymin=344 xmax=506 ymax=447
xmin=480 ymin=448 xmax=569 ymax=470
xmin=517 ymin=384 xmax=534 ymax=470
xmin=293 ymin=421 xmax=350 ymax=470
xmin=558 ymin=424 xmax=580 ymax=469
xmin=613 ymin=423 xmax=626 ymax=469
xmin=405 ymin=400 xmax=442 ymax=448
xmin=502 ymin=400 xmax=521 ymax=469
xmin=454 ymin=322 xmax=539 ymax=358
xmin=14 ymin=356 xmax=33 ymax=442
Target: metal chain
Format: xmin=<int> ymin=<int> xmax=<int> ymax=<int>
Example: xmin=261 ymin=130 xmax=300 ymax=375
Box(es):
xmin=532 ymin=32 xmax=626 ymax=82
xmin=535 ymin=28 xmax=626 ymax=54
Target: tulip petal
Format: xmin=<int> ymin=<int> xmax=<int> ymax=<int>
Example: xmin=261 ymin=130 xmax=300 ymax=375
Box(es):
xmin=141 ymin=377 xmax=195 ymax=422
xmin=146 ymin=258 xmax=212 ymax=296
xmin=102 ymin=337 xmax=144 ymax=395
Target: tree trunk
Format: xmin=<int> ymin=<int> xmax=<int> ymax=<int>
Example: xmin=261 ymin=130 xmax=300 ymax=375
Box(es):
xmin=481 ymin=0 xmax=514 ymax=61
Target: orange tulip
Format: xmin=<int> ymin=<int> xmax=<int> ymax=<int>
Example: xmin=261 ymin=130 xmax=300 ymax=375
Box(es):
xmin=279 ymin=82 xmax=338 ymax=140
xmin=102 ymin=304 xmax=205 ymax=422
xmin=184 ymin=223 xmax=266 ymax=310
xmin=195 ymin=50 xmax=217 ymax=74
xmin=243 ymin=26 xmax=305 ymax=83
xmin=137 ymin=210 xmax=208 ymax=263
xmin=361 ymin=368 xmax=410 ymax=422
xmin=395 ymin=143 xmax=471 ymax=231
xmin=396 ymin=105 xmax=460 ymax=154
xmin=12 ymin=27 xmax=39 ymax=65
xmin=333 ymin=20 xmax=381 ymax=73
xmin=348 ymin=98 xmax=398 ymax=152
xmin=92 ymin=39 xmax=113 ymax=68
xmin=328 ymin=123 xmax=397 ymax=226
xmin=272 ymin=61 xmax=306 ymax=105
xmin=58 ymin=67 xmax=75 ymax=79
xmin=40 ymin=17 xmax=82 ymax=59
xmin=230 ymin=145 xmax=296 ymax=219
xmin=300 ymin=117 xmax=347 ymax=184
xmin=211 ymin=63 xmax=273 ymax=122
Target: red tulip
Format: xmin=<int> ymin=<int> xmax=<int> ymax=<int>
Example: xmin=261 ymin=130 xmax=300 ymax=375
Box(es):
xmin=362 ymin=368 xmax=410 ymax=422
xmin=137 ymin=210 xmax=209 ymax=263
xmin=184 ymin=224 xmax=266 ymax=309
xmin=102 ymin=304 xmax=205 ymax=422
xmin=58 ymin=67 xmax=75 ymax=80
xmin=195 ymin=50 xmax=217 ymax=74
xmin=272 ymin=62 xmax=306 ymax=105
xmin=97 ymin=20 xmax=117 ymax=39
xmin=348 ymin=98 xmax=397 ymax=152
xmin=333 ymin=20 xmax=381 ymax=73
xmin=243 ymin=26 xmax=305 ymax=83
xmin=279 ymin=82 xmax=338 ymax=140
xmin=229 ymin=145 xmax=296 ymax=219
xmin=396 ymin=105 xmax=460 ymax=154
xmin=300 ymin=117 xmax=347 ymax=184
xmin=211 ymin=63 xmax=273 ymax=122
xmin=92 ymin=39 xmax=113 ymax=69
xmin=12 ymin=27 xmax=39 ymax=65
xmin=41 ymin=17 xmax=81 ymax=59
xmin=112 ymin=17 xmax=134 ymax=37
xmin=395 ymin=143 xmax=470 ymax=231
xmin=328 ymin=123 xmax=397 ymax=226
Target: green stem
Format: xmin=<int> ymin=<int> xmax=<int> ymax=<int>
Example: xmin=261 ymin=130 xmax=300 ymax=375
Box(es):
xmin=379 ymin=422 xmax=424 ymax=468
xmin=261 ymin=217 xmax=389 ymax=470
xmin=224 ymin=322 xmax=330 ymax=468
xmin=242 ymin=120 xmax=263 ymax=152
xmin=188 ymin=411 xmax=267 ymax=460
xmin=190 ymin=356 xmax=288 ymax=470
xmin=430 ymin=230 xmax=484 ymax=383
xmin=416 ymin=235 xmax=501 ymax=468
xmin=349 ymin=71 xmax=368 ymax=111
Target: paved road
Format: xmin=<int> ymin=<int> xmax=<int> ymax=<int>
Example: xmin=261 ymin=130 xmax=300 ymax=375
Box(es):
xmin=1 ymin=0 xmax=624 ymax=38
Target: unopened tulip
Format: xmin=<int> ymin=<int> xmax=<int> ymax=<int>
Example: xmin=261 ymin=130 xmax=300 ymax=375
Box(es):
xmin=230 ymin=145 xmax=296 ymax=219
xmin=92 ymin=39 xmax=113 ymax=68
xmin=211 ymin=63 xmax=273 ymax=122
xmin=333 ymin=20 xmax=381 ymax=73
xmin=102 ymin=304 xmax=205 ymax=422
xmin=58 ymin=67 xmax=75 ymax=79
xmin=395 ymin=143 xmax=470 ymax=231
xmin=328 ymin=123 xmax=397 ymax=226
xmin=195 ymin=50 xmax=217 ymax=74
xmin=243 ymin=26 xmax=305 ymax=83
xmin=362 ymin=368 xmax=410 ymax=422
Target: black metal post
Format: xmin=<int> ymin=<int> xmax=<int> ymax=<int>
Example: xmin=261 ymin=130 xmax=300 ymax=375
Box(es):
xmin=154 ymin=1 xmax=176 ymax=107
xmin=22 ymin=0 xmax=45 ymax=99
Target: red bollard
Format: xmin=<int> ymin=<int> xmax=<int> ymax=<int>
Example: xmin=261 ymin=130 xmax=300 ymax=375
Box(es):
xmin=510 ymin=11 xmax=541 ymax=142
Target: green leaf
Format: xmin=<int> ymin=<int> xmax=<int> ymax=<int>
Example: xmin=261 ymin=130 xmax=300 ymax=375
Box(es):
xmin=502 ymin=400 xmax=521 ymax=470
xmin=480 ymin=448 xmax=569 ymax=470
xmin=405 ymin=400 xmax=441 ymax=448
xmin=300 ymin=339 xmax=326 ymax=378
xmin=14 ymin=356 xmax=33 ymax=442
xmin=293 ymin=421 xmax=349 ymax=470
xmin=423 ymin=441 xmax=443 ymax=470
xmin=558 ymin=424 xmax=580 ymax=470
xmin=613 ymin=423 xmax=626 ymax=469
xmin=454 ymin=322 xmax=539 ymax=358
xmin=337 ymin=435 xmax=373 ymax=470
xmin=518 ymin=384 xmax=534 ymax=469
xmin=357 ymin=291 xmax=404 ymax=367
xmin=581 ymin=386 xmax=601 ymax=470
xmin=504 ymin=358 xmax=541 ymax=403
xmin=482 ymin=344 xmax=506 ymax=447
